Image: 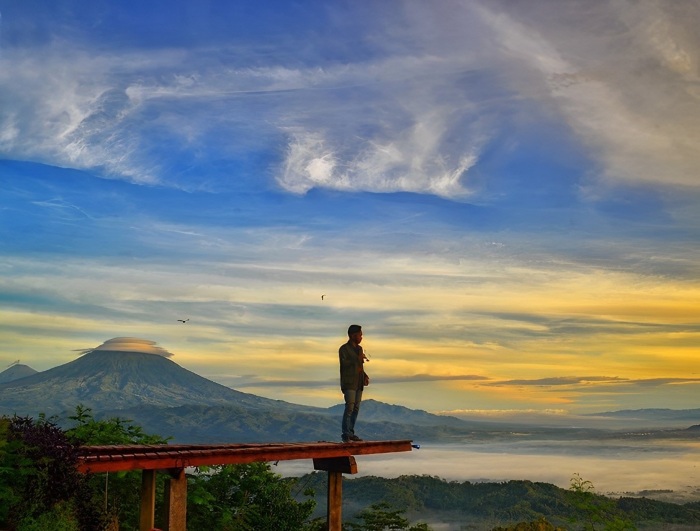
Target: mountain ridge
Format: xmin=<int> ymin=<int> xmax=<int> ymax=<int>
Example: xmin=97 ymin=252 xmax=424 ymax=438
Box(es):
xmin=2 ymin=352 xmax=700 ymax=444
xmin=6 ymin=357 xmax=700 ymax=420
xmin=0 ymin=350 xmax=473 ymax=442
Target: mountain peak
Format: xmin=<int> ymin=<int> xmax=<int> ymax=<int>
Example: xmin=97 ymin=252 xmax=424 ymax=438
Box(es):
xmin=0 ymin=363 xmax=39 ymax=384
xmin=0 ymin=350 xmax=280 ymax=417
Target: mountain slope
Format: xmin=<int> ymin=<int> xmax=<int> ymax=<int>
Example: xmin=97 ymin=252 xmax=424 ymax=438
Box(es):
xmin=329 ymin=399 xmax=468 ymax=427
xmin=90 ymin=403 xmax=483 ymax=443
xmin=0 ymin=351 xmax=309 ymax=416
xmin=0 ymin=363 xmax=38 ymax=384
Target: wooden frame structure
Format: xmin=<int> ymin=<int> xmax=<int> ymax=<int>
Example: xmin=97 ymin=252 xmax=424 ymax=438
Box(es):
xmin=77 ymin=440 xmax=413 ymax=531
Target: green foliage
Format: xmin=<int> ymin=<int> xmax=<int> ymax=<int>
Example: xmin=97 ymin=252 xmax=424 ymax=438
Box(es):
xmin=567 ymin=473 xmax=636 ymax=530
xmin=618 ymin=496 xmax=700 ymax=524
xmin=298 ymin=472 xmax=700 ymax=529
xmin=0 ymin=414 xmax=106 ymax=531
xmin=0 ymin=416 xmax=21 ymax=524
xmin=65 ymin=404 xmax=170 ymax=445
xmin=64 ymin=405 xmax=170 ymax=530
xmin=492 ymin=516 xmax=565 ymax=530
xmin=332 ymin=474 xmax=571 ymax=524
xmin=0 ymin=406 xmax=171 ymax=531
xmin=187 ymin=462 xmax=317 ymax=530
xmin=5 ymin=406 xmax=322 ymax=531
xmin=344 ymin=501 xmax=432 ymax=530
xmin=16 ymin=500 xmax=79 ymax=531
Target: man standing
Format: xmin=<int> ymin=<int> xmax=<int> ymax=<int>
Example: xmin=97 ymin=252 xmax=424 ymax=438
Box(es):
xmin=339 ymin=324 xmax=367 ymax=442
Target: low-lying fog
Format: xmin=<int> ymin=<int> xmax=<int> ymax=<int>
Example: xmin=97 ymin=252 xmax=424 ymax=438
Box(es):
xmin=276 ymin=437 xmax=700 ymax=504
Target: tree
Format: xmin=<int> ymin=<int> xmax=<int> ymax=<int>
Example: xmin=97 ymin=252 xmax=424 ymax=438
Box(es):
xmin=65 ymin=404 xmax=170 ymax=446
xmin=0 ymin=414 xmax=107 ymax=531
xmin=187 ymin=462 xmax=317 ymax=530
xmin=5 ymin=406 xmax=319 ymax=531
xmin=64 ymin=405 xmax=170 ymax=530
xmin=568 ymin=473 xmax=636 ymax=531
xmin=491 ymin=516 xmax=565 ymax=530
xmin=344 ymin=501 xmax=432 ymax=531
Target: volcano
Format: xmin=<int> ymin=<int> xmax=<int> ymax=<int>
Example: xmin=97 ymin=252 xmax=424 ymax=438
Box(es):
xmin=0 ymin=350 xmax=293 ymax=418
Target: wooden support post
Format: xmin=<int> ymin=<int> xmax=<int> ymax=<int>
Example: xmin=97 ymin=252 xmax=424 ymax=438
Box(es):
xmin=314 ymin=456 xmax=358 ymax=531
xmin=139 ymin=469 xmax=157 ymax=531
xmin=163 ymin=468 xmax=187 ymax=531
xmin=327 ymin=471 xmax=342 ymax=531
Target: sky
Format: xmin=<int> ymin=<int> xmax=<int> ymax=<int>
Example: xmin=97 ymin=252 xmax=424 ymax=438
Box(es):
xmin=1 ymin=0 xmax=699 ymax=419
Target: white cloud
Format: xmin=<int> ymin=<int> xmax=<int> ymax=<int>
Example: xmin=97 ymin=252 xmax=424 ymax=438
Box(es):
xmin=477 ymin=0 xmax=700 ymax=188
xmin=2 ymin=0 xmax=699 ymax=199
xmin=277 ymin=100 xmax=484 ymax=198
xmin=76 ymin=337 xmax=174 ymax=358
xmin=0 ymin=45 xmax=157 ymax=183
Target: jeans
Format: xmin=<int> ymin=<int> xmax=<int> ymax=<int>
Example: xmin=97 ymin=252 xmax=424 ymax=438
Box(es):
xmin=341 ymin=388 xmax=363 ymax=439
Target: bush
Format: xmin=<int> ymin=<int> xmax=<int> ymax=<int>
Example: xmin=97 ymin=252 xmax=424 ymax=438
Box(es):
xmin=0 ymin=414 xmax=106 ymax=530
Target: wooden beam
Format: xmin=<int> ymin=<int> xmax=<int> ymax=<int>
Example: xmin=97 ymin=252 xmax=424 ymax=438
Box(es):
xmin=78 ymin=440 xmax=413 ymax=474
xmin=314 ymin=456 xmax=357 ymax=531
xmin=163 ymin=468 xmax=187 ymax=531
xmin=327 ymin=471 xmax=343 ymax=531
xmin=313 ymin=456 xmax=357 ymax=474
xmin=139 ymin=469 xmax=156 ymax=531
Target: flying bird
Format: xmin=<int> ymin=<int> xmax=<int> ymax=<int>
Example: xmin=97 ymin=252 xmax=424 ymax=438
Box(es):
xmin=177 ymin=319 xmax=189 ymax=323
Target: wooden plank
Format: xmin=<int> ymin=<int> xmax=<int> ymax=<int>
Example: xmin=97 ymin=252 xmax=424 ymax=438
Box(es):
xmin=77 ymin=440 xmax=413 ymax=474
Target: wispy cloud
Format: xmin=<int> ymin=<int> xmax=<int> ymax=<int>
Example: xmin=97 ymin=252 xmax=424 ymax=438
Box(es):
xmin=2 ymin=0 xmax=699 ymax=200
xmin=477 ymin=0 xmax=700 ymax=189
xmin=493 ymin=376 xmax=628 ymax=387
xmin=226 ymin=373 xmax=489 ymax=389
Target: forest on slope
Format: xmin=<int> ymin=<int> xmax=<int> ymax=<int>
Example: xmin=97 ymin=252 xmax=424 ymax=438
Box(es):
xmin=295 ymin=472 xmax=700 ymax=530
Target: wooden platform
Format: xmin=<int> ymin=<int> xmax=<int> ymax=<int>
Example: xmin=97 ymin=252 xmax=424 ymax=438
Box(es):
xmin=77 ymin=439 xmax=413 ymax=473
xmin=76 ymin=439 xmax=414 ymax=531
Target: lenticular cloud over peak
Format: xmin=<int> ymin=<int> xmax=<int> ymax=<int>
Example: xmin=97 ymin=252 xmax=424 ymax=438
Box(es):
xmin=76 ymin=337 xmax=174 ymax=358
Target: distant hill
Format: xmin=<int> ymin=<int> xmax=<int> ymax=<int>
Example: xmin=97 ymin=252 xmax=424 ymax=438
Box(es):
xmin=588 ymin=408 xmax=700 ymax=423
xmin=89 ymin=401 xmax=498 ymax=444
xmin=0 ymin=363 xmax=38 ymax=384
xmin=298 ymin=474 xmax=700 ymax=529
xmin=329 ymin=399 xmax=468 ymax=427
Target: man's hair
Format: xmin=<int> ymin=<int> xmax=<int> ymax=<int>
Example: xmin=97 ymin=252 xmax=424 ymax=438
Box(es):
xmin=347 ymin=324 xmax=362 ymax=336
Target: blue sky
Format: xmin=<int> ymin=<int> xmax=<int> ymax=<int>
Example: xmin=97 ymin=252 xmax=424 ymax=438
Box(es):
xmin=1 ymin=0 xmax=699 ymax=419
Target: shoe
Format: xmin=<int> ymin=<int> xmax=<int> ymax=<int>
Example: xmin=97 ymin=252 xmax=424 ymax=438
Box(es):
xmin=341 ymin=436 xmax=350 ymax=443
xmin=348 ymin=435 xmax=363 ymax=442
